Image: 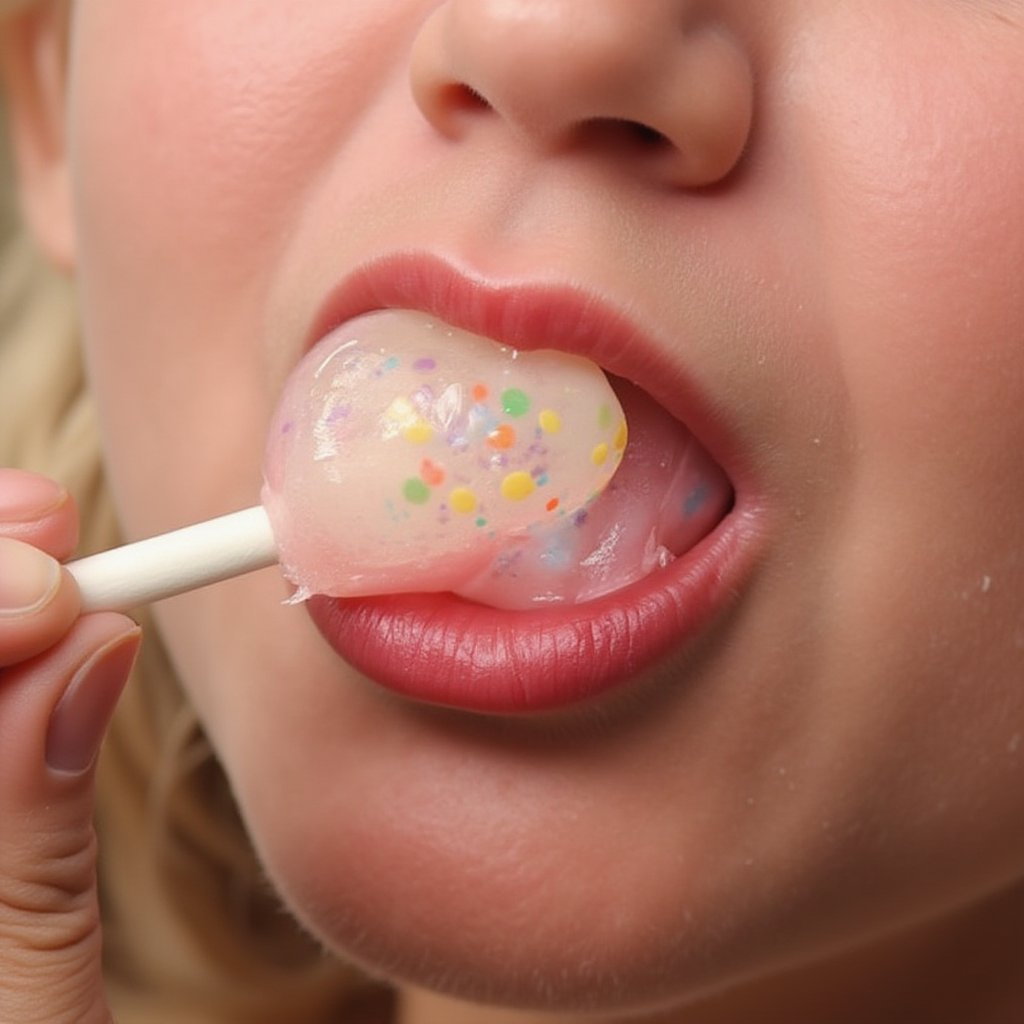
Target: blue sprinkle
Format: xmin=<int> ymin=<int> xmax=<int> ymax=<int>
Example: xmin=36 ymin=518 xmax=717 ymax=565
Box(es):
xmin=683 ymin=483 xmax=710 ymax=520
xmin=540 ymin=541 xmax=572 ymax=569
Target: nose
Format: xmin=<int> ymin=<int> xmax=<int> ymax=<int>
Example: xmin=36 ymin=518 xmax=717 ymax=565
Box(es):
xmin=410 ymin=0 xmax=754 ymax=189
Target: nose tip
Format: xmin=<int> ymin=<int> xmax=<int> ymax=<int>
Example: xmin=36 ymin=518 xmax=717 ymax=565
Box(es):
xmin=410 ymin=0 xmax=755 ymax=188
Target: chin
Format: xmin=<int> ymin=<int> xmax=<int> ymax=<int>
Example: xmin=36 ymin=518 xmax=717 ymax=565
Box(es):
xmin=228 ymin=708 xmax=816 ymax=1018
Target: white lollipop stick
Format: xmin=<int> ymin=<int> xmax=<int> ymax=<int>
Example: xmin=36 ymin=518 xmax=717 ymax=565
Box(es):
xmin=66 ymin=505 xmax=277 ymax=613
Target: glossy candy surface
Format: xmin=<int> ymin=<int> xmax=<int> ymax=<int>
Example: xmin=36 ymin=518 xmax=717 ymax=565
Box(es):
xmin=262 ymin=310 xmax=627 ymax=600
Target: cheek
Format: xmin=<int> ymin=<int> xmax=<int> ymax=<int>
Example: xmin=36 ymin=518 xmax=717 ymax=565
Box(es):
xmin=65 ymin=2 xmax=418 ymax=531
xmin=68 ymin=3 xmax=405 ymax=264
xmin=788 ymin=15 xmax=1024 ymax=483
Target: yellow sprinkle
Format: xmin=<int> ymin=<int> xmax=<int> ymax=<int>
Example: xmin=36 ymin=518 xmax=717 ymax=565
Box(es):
xmin=402 ymin=420 xmax=434 ymax=444
xmin=538 ymin=409 xmax=562 ymax=434
xmin=501 ymin=471 xmax=536 ymax=502
xmin=614 ymin=420 xmax=628 ymax=451
xmin=591 ymin=443 xmax=609 ymax=467
xmin=450 ymin=487 xmax=478 ymax=514
xmin=385 ymin=397 xmax=416 ymax=423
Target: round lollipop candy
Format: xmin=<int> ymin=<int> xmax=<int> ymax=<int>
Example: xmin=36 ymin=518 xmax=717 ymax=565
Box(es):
xmin=67 ymin=312 xmax=628 ymax=612
xmin=264 ymin=310 xmax=628 ymax=600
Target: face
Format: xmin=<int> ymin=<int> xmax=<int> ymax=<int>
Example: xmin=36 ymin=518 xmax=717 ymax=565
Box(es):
xmin=19 ymin=0 xmax=1024 ymax=1014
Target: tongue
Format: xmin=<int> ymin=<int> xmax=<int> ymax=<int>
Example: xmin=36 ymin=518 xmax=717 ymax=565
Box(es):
xmin=454 ymin=378 xmax=732 ymax=609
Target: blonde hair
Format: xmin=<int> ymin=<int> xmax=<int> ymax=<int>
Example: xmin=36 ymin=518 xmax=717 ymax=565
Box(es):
xmin=0 ymin=19 xmax=381 ymax=1024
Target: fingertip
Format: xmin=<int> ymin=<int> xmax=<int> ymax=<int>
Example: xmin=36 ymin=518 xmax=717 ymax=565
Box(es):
xmin=0 ymin=468 xmax=79 ymax=559
xmin=0 ymin=540 xmax=81 ymax=666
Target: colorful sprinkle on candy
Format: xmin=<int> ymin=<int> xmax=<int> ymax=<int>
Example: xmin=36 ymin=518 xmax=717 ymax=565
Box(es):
xmin=683 ymin=483 xmax=710 ymax=519
xmin=501 ymin=471 xmax=536 ymax=501
xmin=403 ymin=478 xmax=431 ymax=505
xmin=538 ymin=409 xmax=562 ymax=434
xmin=450 ymin=487 xmax=478 ymax=514
xmin=501 ymin=388 xmax=531 ymax=418
xmin=420 ymin=458 xmax=445 ymax=487
xmin=487 ymin=424 xmax=517 ymax=450
xmin=403 ymin=420 xmax=434 ymax=444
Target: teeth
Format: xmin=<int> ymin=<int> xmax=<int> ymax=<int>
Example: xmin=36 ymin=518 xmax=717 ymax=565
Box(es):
xmin=454 ymin=379 xmax=733 ymax=610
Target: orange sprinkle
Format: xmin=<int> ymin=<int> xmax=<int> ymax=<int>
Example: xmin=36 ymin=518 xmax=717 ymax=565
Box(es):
xmin=487 ymin=424 xmax=517 ymax=450
xmin=420 ymin=458 xmax=445 ymax=487
xmin=472 ymin=383 xmax=489 ymax=403
xmin=546 ymin=497 xmax=560 ymax=512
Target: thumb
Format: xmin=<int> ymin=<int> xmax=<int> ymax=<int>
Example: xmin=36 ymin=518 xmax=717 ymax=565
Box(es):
xmin=0 ymin=613 xmax=140 ymax=1024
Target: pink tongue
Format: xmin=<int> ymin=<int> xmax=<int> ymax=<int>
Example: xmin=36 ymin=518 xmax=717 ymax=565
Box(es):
xmin=454 ymin=379 xmax=732 ymax=609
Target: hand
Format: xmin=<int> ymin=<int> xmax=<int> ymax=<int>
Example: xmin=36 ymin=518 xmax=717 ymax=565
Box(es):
xmin=0 ymin=468 xmax=139 ymax=1024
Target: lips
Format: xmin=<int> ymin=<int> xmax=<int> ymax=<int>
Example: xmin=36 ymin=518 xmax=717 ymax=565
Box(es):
xmin=297 ymin=253 xmax=759 ymax=712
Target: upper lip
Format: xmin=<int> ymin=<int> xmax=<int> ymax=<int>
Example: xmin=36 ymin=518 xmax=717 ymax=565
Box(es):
xmin=304 ymin=251 xmax=742 ymax=486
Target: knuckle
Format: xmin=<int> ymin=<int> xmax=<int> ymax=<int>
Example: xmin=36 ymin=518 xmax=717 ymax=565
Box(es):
xmin=0 ymin=888 xmax=104 ymax=1024
xmin=0 ymin=949 xmax=107 ymax=1024
xmin=0 ymin=824 xmax=99 ymax=951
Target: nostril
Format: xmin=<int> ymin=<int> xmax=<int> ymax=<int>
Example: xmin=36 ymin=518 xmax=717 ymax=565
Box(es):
xmin=576 ymin=117 xmax=672 ymax=154
xmin=445 ymin=82 xmax=491 ymax=115
xmin=621 ymin=120 xmax=670 ymax=148
xmin=618 ymin=120 xmax=667 ymax=149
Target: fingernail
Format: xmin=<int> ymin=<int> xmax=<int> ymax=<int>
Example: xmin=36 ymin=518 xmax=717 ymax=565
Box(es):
xmin=46 ymin=627 xmax=141 ymax=774
xmin=0 ymin=469 xmax=68 ymax=522
xmin=0 ymin=537 xmax=61 ymax=616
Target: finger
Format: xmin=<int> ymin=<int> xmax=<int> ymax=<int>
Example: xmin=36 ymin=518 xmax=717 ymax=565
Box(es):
xmin=0 ymin=468 xmax=79 ymax=560
xmin=0 ymin=612 xmax=140 ymax=1024
xmin=0 ymin=537 xmax=80 ymax=667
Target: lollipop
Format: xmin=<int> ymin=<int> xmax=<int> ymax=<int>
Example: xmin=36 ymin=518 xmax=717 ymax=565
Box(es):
xmin=67 ymin=312 xmax=628 ymax=612
xmin=264 ymin=311 xmax=627 ymax=600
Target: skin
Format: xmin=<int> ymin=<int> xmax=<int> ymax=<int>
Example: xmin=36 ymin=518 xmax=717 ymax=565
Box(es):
xmin=1 ymin=1 xmax=1023 ymax=1021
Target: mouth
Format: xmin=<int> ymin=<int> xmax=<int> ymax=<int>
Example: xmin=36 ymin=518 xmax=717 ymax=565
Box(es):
xmin=296 ymin=253 xmax=761 ymax=712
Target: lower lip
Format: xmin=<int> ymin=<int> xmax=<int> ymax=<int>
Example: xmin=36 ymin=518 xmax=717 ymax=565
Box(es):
xmin=306 ymin=505 xmax=758 ymax=713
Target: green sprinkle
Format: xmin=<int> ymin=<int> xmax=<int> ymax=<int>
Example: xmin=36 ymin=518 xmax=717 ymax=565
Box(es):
xmin=598 ymin=404 xmax=614 ymax=430
xmin=403 ymin=478 xmax=431 ymax=505
xmin=501 ymin=388 xmax=531 ymax=418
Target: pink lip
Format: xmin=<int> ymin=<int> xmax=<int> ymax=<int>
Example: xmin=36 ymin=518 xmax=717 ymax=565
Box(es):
xmin=301 ymin=252 xmax=763 ymax=713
